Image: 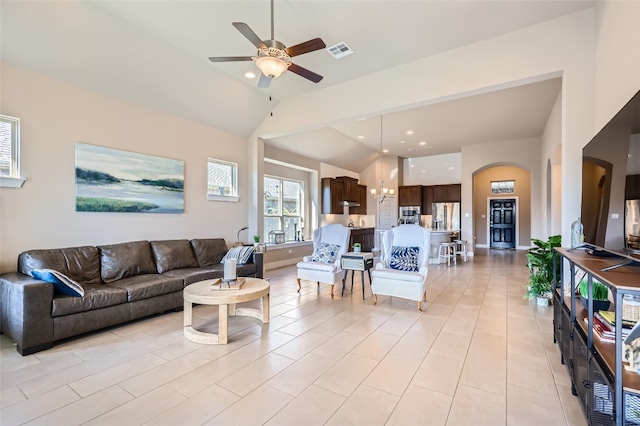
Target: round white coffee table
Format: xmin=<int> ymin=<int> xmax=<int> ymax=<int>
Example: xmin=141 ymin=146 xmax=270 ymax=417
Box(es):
xmin=183 ymin=277 xmax=270 ymax=344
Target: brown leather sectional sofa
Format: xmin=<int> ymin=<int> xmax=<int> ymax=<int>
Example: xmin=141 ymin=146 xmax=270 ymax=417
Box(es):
xmin=0 ymin=238 xmax=263 ymax=355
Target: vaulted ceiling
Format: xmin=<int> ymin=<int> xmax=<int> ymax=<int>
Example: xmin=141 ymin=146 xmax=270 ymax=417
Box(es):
xmin=1 ymin=1 xmax=594 ymax=171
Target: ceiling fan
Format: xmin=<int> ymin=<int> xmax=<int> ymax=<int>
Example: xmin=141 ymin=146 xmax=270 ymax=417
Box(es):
xmin=208 ymin=0 xmax=326 ymax=88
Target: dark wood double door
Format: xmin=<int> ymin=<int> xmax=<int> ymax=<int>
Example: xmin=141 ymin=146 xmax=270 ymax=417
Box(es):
xmin=490 ymin=199 xmax=516 ymax=249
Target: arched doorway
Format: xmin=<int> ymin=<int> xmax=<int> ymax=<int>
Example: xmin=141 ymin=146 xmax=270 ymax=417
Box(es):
xmin=473 ymin=164 xmax=532 ymax=249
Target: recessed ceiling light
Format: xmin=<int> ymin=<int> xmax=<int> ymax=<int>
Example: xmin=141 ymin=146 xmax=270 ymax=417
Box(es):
xmin=406 ymin=130 xmax=414 ymax=135
xmin=421 ymin=170 xmax=426 ymax=173
xmin=400 ymin=140 xmax=406 ymax=144
xmin=448 ymin=167 xmax=454 ymax=171
xmin=382 ymin=149 xmax=389 ymax=153
xmin=419 ymin=141 xmax=426 ymax=146
xmin=407 ymin=147 xmax=417 ymax=152
xmin=244 ymin=71 xmax=256 ymax=79
xmin=410 ymin=164 xmax=415 ymax=167
xmin=357 ymin=135 xmax=364 ymax=139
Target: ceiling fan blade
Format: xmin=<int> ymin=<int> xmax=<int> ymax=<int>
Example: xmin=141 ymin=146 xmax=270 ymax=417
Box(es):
xmin=258 ymin=73 xmax=271 ymax=88
xmin=286 ymin=38 xmax=326 ymax=58
xmin=208 ymin=56 xmax=254 ymax=63
xmin=288 ymin=63 xmax=323 ymax=83
xmin=232 ymin=22 xmax=267 ymax=49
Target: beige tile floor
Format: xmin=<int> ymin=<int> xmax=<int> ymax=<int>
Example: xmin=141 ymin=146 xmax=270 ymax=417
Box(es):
xmin=0 ymin=249 xmax=587 ymax=426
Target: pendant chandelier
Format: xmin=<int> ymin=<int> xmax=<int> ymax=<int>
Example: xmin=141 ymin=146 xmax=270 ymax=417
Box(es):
xmin=370 ymin=115 xmax=395 ymax=203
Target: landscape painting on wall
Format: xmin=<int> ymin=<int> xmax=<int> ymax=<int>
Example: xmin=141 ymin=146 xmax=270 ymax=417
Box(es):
xmin=75 ymin=143 xmax=184 ymax=213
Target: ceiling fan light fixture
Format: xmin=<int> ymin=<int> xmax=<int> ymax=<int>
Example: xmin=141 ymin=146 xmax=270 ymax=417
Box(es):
xmin=255 ymin=56 xmax=289 ymax=79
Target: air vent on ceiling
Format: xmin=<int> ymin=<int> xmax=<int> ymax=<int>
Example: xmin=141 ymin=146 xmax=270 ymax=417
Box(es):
xmin=327 ymin=42 xmax=353 ymax=59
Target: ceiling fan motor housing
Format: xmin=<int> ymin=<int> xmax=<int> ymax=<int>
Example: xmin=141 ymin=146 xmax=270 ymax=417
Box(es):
xmin=255 ymin=40 xmax=291 ymax=79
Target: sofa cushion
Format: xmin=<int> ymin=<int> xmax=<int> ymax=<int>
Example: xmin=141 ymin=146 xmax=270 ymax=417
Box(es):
xmin=31 ymin=269 xmax=85 ymax=297
xmin=190 ymin=239 xmax=229 ymax=268
xmin=150 ymin=240 xmax=199 ymax=273
xmin=163 ymin=268 xmax=218 ymax=285
xmin=19 ymin=246 xmax=101 ymax=285
xmin=99 ymin=241 xmax=156 ymax=283
xmin=222 ymin=246 xmax=255 ymax=265
xmin=52 ymin=284 xmax=128 ymax=317
xmin=106 ymin=274 xmax=184 ymax=302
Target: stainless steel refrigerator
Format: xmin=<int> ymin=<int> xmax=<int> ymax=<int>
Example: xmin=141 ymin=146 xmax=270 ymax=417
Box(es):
xmin=626 ymin=199 xmax=640 ymax=254
xmin=432 ymin=202 xmax=461 ymax=232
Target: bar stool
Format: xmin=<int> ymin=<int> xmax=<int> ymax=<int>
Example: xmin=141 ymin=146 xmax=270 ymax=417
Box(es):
xmin=438 ymin=242 xmax=457 ymax=266
xmin=454 ymin=240 xmax=468 ymax=263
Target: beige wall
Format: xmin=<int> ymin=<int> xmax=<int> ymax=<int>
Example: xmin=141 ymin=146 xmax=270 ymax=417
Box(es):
xmin=473 ymin=166 xmax=532 ymax=247
xmin=0 ymin=63 xmax=251 ymax=273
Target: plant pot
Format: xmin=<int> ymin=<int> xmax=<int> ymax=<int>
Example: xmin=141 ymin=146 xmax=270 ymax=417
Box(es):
xmin=580 ymin=295 xmax=610 ymax=312
xmin=536 ymin=296 xmax=550 ymax=307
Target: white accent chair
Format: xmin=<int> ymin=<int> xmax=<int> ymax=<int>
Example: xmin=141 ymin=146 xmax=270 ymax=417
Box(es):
xmin=296 ymin=224 xmax=351 ymax=297
xmin=370 ymin=225 xmax=431 ymax=311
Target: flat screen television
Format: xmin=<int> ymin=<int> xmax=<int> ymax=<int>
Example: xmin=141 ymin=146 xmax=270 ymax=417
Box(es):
xmin=580 ymin=89 xmax=640 ymax=268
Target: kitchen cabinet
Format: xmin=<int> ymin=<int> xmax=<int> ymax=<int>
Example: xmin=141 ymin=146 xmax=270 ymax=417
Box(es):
xmin=322 ymin=177 xmax=367 ymax=215
xmin=432 ymin=185 xmax=449 ymax=203
xmin=321 ymin=178 xmax=344 ymax=214
xmin=421 ymin=186 xmax=433 ymax=215
xmin=448 ymin=184 xmax=461 ymax=202
xmin=398 ymin=185 xmax=422 ymax=207
xmin=349 ymin=184 xmax=368 ymax=215
xmin=336 ymin=176 xmax=359 ymax=203
xmin=627 ymin=174 xmax=640 ymax=200
xmin=432 ymin=184 xmax=461 ymax=203
xmin=349 ymin=228 xmax=375 ymax=252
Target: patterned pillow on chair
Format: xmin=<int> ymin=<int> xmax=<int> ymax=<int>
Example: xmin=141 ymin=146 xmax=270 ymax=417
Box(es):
xmin=389 ymin=246 xmax=419 ymax=272
xmin=311 ymin=242 xmax=340 ymax=263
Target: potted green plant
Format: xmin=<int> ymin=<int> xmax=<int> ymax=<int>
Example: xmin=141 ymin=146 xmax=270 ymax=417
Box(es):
xmin=579 ymin=278 xmax=610 ymax=311
xmin=353 ymin=242 xmax=361 ymax=253
xmin=253 ymin=235 xmax=266 ymax=253
xmin=525 ymin=235 xmax=561 ymax=306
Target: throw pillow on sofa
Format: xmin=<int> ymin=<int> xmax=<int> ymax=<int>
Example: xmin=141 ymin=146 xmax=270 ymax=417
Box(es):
xmin=221 ymin=246 xmax=255 ymax=265
xmin=31 ymin=269 xmax=85 ymax=297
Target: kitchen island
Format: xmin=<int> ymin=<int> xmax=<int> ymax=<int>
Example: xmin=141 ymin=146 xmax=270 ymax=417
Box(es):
xmin=428 ymin=230 xmax=459 ymax=263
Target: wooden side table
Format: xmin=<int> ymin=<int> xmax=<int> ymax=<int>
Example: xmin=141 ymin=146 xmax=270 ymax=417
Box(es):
xmin=341 ymin=252 xmax=374 ymax=299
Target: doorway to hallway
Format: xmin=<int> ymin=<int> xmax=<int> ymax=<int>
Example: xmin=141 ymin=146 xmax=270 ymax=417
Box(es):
xmin=490 ymin=198 xmax=516 ymax=249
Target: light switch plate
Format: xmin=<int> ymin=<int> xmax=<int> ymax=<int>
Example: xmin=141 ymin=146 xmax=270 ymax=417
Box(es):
xmin=611 ymin=213 xmax=619 ymax=219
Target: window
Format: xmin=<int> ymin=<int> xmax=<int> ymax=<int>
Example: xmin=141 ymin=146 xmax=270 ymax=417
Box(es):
xmin=264 ymin=175 xmax=304 ymax=242
xmin=491 ymin=180 xmax=515 ymax=194
xmin=0 ymin=114 xmax=24 ymax=188
xmin=207 ymin=158 xmax=238 ymax=201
